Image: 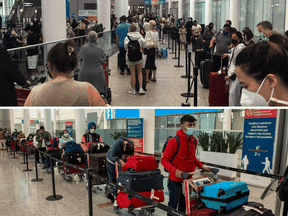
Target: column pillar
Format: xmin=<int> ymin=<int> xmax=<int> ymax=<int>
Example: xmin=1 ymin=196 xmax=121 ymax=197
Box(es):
xmin=44 ymin=110 xmax=53 ymax=136
xmin=75 ymin=109 xmax=86 ymax=144
xmin=230 ymin=0 xmax=240 ymax=30
xmin=53 ymin=109 xmax=57 ymax=137
xmin=285 ymin=0 xmax=288 ymax=31
xmin=122 ymin=0 xmax=129 ymax=17
xmin=9 ymin=110 xmax=14 ymax=133
xmin=139 ymin=109 xmax=155 ymax=154
xmin=159 ymin=5 xmax=163 ymax=17
xmin=98 ymin=0 xmax=111 ymax=32
xmin=223 ymin=109 xmax=232 ymax=131
xmin=115 ymin=0 xmax=123 ymax=21
xmin=178 ymin=0 xmax=183 ymax=19
xmin=23 ymin=110 xmax=30 ymax=136
xmin=41 ymin=0 xmax=66 ymax=42
xmin=190 ymin=0 xmax=195 ymax=19
xmin=205 ymin=0 xmax=212 ymax=25
xmin=168 ymin=0 xmax=172 ymax=15
xmin=152 ymin=5 xmax=155 ymax=13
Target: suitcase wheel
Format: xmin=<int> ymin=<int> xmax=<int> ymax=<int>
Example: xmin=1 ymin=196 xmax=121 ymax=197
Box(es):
xmin=218 ymin=207 xmax=225 ymax=215
xmin=113 ymin=206 xmax=119 ymax=213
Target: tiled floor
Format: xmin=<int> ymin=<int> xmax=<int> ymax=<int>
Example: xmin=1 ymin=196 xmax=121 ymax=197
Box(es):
xmin=0 ymin=149 xmax=280 ymax=216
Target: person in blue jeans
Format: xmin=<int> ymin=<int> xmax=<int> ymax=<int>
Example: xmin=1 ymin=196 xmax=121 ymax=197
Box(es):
xmin=116 ymin=15 xmax=130 ymax=75
xmin=106 ymin=136 xmax=134 ymax=203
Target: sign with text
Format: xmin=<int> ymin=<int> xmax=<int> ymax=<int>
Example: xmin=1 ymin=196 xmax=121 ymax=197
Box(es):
xmin=65 ymin=121 xmax=73 ymax=137
xmin=241 ymin=109 xmax=277 ymax=187
xmin=106 ymin=109 xmax=139 ymax=120
xmin=145 ymin=0 xmax=166 ymax=5
xmin=127 ymin=118 xmax=144 ymax=152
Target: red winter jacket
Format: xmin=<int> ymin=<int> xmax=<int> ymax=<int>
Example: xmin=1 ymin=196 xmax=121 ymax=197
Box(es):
xmin=161 ymin=129 xmax=203 ymax=182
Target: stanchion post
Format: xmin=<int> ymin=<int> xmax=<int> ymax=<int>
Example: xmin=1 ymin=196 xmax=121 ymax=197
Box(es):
xmin=170 ymin=38 xmax=175 ymax=54
xmin=194 ymin=66 xmax=198 ymax=107
xmin=46 ymin=157 xmax=63 ymax=201
xmin=23 ymin=144 xmax=32 ymax=172
xmin=172 ymin=39 xmax=178 ymax=59
xmin=167 ymin=33 xmax=171 ymax=49
xmin=181 ymin=52 xmax=194 ymax=106
xmin=11 ymin=140 xmax=17 ymax=159
xmin=181 ymin=44 xmax=192 ymax=78
xmin=21 ymin=142 xmax=26 ymax=164
xmin=87 ymin=169 xmax=93 ymax=216
xmin=174 ymin=40 xmax=184 ymax=68
xmin=31 ymin=148 xmax=43 ymax=182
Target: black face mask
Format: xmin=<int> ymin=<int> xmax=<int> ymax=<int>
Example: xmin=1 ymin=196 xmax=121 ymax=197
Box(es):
xmin=209 ymin=26 xmax=213 ymax=30
xmin=232 ymin=39 xmax=238 ymax=45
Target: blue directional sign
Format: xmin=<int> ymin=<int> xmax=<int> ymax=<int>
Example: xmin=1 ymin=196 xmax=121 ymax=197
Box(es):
xmin=127 ymin=118 xmax=144 ymax=139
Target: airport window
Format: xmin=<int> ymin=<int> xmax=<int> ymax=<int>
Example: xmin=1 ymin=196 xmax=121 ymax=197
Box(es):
xmin=195 ymin=0 xmax=205 ymax=25
xmin=212 ymin=0 xmax=230 ymax=32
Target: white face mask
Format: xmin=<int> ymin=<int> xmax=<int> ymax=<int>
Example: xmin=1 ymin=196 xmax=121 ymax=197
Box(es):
xmin=90 ymin=129 xmax=95 ymax=134
xmin=241 ymin=77 xmax=274 ymax=107
xmin=183 ymin=127 xmax=196 ymax=136
xmin=64 ymin=133 xmax=69 ymax=138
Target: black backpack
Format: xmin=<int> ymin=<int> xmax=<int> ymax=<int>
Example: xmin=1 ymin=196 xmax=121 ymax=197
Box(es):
xmin=162 ymin=135 xmax=196 ymax=173
xmin=127 ymin=36 xmax=142 ymax=62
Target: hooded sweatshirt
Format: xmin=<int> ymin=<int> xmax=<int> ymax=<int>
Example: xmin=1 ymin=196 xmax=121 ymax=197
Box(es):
xmin=161 ymin=129 xmax=203 ymax=182
xmin=124 ymin=32 xmax=146 ymax=52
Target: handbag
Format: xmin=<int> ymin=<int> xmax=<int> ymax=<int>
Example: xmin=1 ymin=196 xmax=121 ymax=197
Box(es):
xmin=146 ymin=31 xmax=157 ymax=50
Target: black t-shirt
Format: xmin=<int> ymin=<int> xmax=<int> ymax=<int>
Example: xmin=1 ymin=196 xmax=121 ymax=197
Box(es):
xmin=27 ymin=33 xmax=39 ymax=56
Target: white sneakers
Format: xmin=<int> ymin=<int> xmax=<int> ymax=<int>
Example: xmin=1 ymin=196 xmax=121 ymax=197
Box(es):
xmin=128 ymin=88 xmax=146 ymax=95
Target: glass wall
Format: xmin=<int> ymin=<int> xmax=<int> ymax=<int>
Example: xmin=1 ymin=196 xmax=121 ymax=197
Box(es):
xmin=239 ymin=0 xmax=286 ymax=35
xmin=171 ymin=2 xmax=178 ymax=18
xmin=184 ymin=2 xmax=190 ymax=21
xmin=212 ymin=0 xmax=230 ymax=32
xmin=195 ymin=0 xmax=205 ymax=24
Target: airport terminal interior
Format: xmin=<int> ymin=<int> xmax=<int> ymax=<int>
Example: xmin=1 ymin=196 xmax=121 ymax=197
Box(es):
xmin=0 ymin=108 xmax=288 ymax=215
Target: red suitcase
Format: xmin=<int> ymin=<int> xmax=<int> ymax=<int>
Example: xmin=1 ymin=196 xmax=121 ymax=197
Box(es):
xmin=190 ymin=208 xmax=217 ymax=216
xmin=124 ymin=155 xmax=158 ymax=171
xmin=209 ymin=72 xmax=229 ymax=106
xmin=117 ymin=190 xmax=164 ymax=209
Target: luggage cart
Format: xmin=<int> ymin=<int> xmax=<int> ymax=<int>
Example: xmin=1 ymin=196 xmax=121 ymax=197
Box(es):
xmin=113 ymin=161 xmax=159 ymax=216
xmin=100 ymin=61 xmax=112 ymax=105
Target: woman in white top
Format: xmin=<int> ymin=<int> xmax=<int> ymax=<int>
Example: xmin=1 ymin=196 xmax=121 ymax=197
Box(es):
xmin=221 ymin=31 xmax=246 ymax=106
xmin=144 ymin=20 xmax=159 ymax=83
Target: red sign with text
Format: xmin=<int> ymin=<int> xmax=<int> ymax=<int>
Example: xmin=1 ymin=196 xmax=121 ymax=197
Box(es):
xmin=245 ymin=109 xmax=277 ymax=119
xmin=65 ymin=121 xmax=73 ymax=127
xmin=129 ymin=138 xmax=144 ymax=152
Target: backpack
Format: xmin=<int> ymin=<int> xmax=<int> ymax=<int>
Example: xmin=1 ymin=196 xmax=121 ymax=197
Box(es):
xmin=127 ymin=36 xmax=142 ymax=62
xmin=278 ymin=166 xmax=288 ymax=201
xmin=162 ymin=135 xmax=196 ymax=173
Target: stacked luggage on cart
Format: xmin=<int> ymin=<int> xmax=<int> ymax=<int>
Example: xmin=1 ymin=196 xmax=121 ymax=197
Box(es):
xmin=60 ymin=141 xmax=86 ymax=181
xmin=114 ymin=155 xmax=165 ymax=215
xmin=181 ymin=168 xmax=274 ymax=215
xmin=86 ymin=142 xmax=110 ymax=192
xmin=43 ymin=139 xmax=62 ymax=172
xmin=20 ymin=139 xmax=34 ymax=159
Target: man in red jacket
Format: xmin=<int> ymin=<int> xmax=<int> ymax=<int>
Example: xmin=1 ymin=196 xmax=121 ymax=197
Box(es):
xmin=161 ymin=115 xmax=211 ymax=215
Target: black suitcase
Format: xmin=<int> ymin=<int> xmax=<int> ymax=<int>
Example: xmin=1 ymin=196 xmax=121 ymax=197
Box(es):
xmin=88 ymin=142 xmax=110 ymax=154
xmin=195 ymin=49 xmax=206 ymax=68
xmin=200 ymin=59 xmax=214 ymax=88
xmin=46 ymin=149 xmax=62 ymax=160
xmin=116 ymin=170 xmax=164 ymax=192
xmin=219 ymin=202 xmax=274 ymax=216
xmin=135 ymin=68 xmax=147 ymax=92
xmin=63 ymin=152 xmax=85 ymax=164
xmin=89 ymin=152 xmax=107 ymax=173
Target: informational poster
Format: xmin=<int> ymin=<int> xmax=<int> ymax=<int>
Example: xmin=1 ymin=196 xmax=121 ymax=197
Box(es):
xmin=65 ymin=121 xmax=73 ymax=138
xmin=127 ymin=118 xmax=144 ymax=152
xmin=66 ymin=0 xmax=70 ymax=20
xmin=240 ymin=109 xmax=277 ymax=187
xmin=30 ymin=120 xmax=39 ymax=125
xmin=78 ymin=10 xmax=97 ymax=22
xmin=145 ymin=0 xmax=166 ymax=5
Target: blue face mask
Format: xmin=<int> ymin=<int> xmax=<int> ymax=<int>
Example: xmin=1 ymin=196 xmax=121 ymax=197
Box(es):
xmin=223 ymin=30 xmax=229 ymax=35
xmin=184 ymin=127 xmax=196 ymax=136
xmin=259 ymin=32 xmax=264 ymax=40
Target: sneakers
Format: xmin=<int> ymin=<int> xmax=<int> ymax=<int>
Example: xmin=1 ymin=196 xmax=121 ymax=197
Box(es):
xmin=128 ymin=89 xmax=136 ymax=95
xmin=139 ymin=88 xmax=146 ymax=95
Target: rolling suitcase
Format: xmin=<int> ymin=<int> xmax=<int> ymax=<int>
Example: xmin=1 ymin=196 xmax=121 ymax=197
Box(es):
xmin=219 ymin=202 xmax=274 ymax=216
xmin=199 ymin=181 xmax=250 ymax=213
xmin=117 ymin=170 xmax=164 ymax=192
xmin=135 ymin=68 xmax=147 ymax=92
xmin=63 ymin=152 xmax=86 ymax=164
xmin=209 ymin=72 xmax=229 ymax=106
xmin=117 ymin=190 xmax=164 ymax=209
xmin=124 ymin=155 xmax=158 ymax=171
xmin=195 ymin=49 xmax=206 ymax=68
xmin=46 ymin=149 xmax=62 ymax=159
xmin=200 ymin=59 xmax=214 ymax=88
xmin=89 ymin=152 xmax=107 ymax=173
xmin=161 ymin=48 xmax=168 ymax=58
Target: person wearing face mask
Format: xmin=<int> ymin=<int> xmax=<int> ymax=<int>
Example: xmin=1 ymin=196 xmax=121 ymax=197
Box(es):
xmin=235 ymin=32 xmax=288 ymax=106
xmin=59 ymin=130 xmax=74 ymax=149
xmin=179 ymin=24 xmax=187 ymax=50
xmin=36 ymin=126 xmax=52 ymax=148
xmin=209 ymin=24 xmax=232 ymax=72
xmin=27 ymin=134 xmax=34 ymax=142
xmin=185 ymin=18 xmax=193 ymax=44
xmin=221 ymin=31 xmax=246 ymax=106
xmin=161 ymin=115 xmax=211 ymax=216
xmin=208 ymin=22 xmax=216 ymax=34
xmin=106 ymin=136 xmax=135 ymax=203
xmin=81 ymin=122 xmax=103 ymax=148
xmin=257 ymin=21 xmax=273 ymax=42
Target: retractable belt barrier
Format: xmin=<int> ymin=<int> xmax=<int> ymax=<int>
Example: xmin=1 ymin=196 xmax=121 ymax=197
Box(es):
xmin=35 ymin=149 xmax=190 ymax=216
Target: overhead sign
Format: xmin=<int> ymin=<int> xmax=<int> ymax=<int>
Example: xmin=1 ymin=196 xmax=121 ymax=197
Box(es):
xmin=106 ymin=109 xmax=139 ymax=120
xmin=65 ymin=121 xmax=73 ymax=137
xmin=155 ymin=109 xmax=222 ymax=116
xmin=241 ymin=109 xmax=277 ymax=187
xmin=145 ymin=0 xmax=166 ymax=5
xmin=127 ymin=118 xmax=144 ymax=152
xmin=30 ymin=120 xmax=39 ymax=125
